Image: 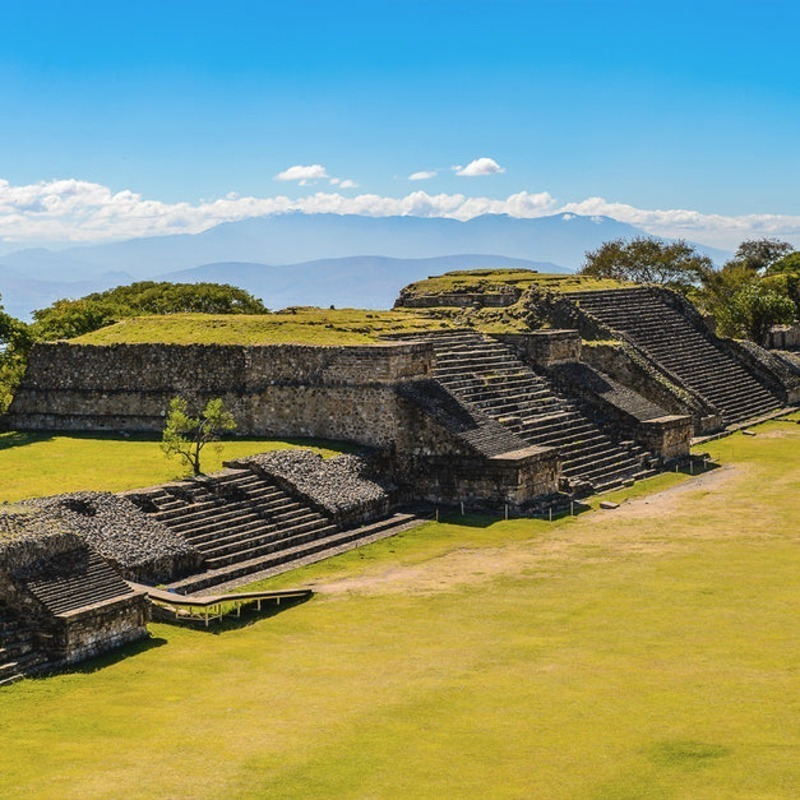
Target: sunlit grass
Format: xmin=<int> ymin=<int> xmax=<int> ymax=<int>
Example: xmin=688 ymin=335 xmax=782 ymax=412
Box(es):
xmin=0 ymin=432 xmax=355 ymax=502
xmin=1 ymin=413 xmax=800 ymax=798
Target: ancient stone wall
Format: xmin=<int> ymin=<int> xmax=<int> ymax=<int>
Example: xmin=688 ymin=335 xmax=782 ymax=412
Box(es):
xmin=54 ymin=594 xmax=149 ymax=666
xmin=395 ymin=291 xmax=520 ymax=308
xmin=546 ymin=361 xmax=692 ymax=460
xmin=493 ymin=330 xmax=582 ymax=367
xmin=7 ymin=342 xmax=461 ymax=454
xmin=227 ymin=450 xmax=394 ymax=529
xmin=580 ymin=341 xmax=722 ymax=433
xmin=769 ymin=325 xmax=800 ymax=351
xmin=399 ymin=445 xmax=560 ymax=511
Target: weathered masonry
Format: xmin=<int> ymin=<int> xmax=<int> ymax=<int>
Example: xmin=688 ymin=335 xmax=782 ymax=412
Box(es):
xmin=6 ymin=331 xmax=695 ymax=504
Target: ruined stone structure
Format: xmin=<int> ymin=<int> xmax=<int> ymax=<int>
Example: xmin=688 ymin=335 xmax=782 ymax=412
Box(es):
xmin=5 ymin=276 xmax=797 ymax=679
xmin=0 ymin=516 xmax=149 ymax=685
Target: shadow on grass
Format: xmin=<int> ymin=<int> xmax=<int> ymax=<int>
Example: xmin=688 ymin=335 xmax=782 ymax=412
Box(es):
xmin=57 ymin=634 xmax=169 ymax=677
xmin=672 ymin=460 xmax=721 ymax=477
xmin=153 ymin=593 xmax=313 ymax=635
xmin=0 ymin=431 xmax=56 ymax=450
xmin=435 ymin=513 xmax=498 ymax=528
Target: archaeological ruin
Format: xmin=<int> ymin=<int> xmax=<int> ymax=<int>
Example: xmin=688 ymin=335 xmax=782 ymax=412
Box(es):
xmin=2 ymin=270 xmax=799 ymax=683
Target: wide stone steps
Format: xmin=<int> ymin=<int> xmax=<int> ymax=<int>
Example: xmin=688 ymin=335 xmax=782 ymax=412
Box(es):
xmin=25 ymin=552 xmax=134 ymax=616
xmin=165 ymin=512 xmax=426 ymax=594
xmin=190 ymin=513 xmax=332 ymax=558
xmin=568 ymin=289 xmax=783 ymax=425
xmin=415 ymin=330 xmax=653 ymax=494
xmin=182 ymin=507 xmax=319 ymax=547
xmin=135 ymin=469 xmax=414 ymax=585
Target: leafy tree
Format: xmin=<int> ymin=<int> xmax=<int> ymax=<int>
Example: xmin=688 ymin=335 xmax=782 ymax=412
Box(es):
xmin=581 ymin=237 xmax=712 ymax=291
xmin=765 ymin=251 xmax=800 ymax=276
xmin=729 ymin=238 xmax=794 ymax=273
xmin=701 ymin=265 xmax=794 ymax=342
xmin=161 ymin=397 xmax=237 ymax=477
xmin=0 ymin=295 xmax=33 ymax=413
xmin=33 ymin=281 xmax=268 ymax=341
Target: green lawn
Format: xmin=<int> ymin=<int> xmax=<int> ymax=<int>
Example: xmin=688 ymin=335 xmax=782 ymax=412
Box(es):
xmin=2 ymin=415 xmax=800 ymax=798
xmin=0 ymin=432 xmax=355 ymax=502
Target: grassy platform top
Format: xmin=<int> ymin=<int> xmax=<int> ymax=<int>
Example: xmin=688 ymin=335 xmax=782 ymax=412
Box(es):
xmin=400 ymin=268 xmax=630 ymax=298
xmin=74 ymin=308 xmax=458 ymax=346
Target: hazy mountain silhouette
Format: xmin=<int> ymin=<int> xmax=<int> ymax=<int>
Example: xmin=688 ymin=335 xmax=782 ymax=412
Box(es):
xmin=159 ymin=254 xmax=567 ymax=310
xmin=0 ymin=212 xmax=731 ymax=317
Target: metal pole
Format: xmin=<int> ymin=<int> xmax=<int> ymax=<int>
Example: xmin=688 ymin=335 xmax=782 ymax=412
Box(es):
xmin=549 ymin=507 xmax=552 ymax=522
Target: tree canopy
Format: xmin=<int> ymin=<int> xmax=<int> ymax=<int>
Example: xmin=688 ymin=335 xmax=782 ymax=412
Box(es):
xmin=580 ymin=237 xmax=712 ymax=290
xmin=729 ymin=238 xmax=794 ymax=273
xmin=32 ymin=281 xmax=268 ymax=341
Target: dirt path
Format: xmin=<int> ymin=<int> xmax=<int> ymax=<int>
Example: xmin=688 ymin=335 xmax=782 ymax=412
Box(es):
xmin=313 ymin=463 xmax=745 ymax=597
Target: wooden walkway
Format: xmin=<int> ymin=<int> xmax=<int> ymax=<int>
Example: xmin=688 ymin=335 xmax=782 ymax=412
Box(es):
xmin=129 ymin=583 xmax=312 ymax=626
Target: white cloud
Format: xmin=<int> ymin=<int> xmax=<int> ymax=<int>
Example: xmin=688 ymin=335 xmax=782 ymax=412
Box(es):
xmin=2 ymin=177 xmax=800 ymax=250
xmin=453 ymin=157 xmax=506 ymax=177
xmin=274 ymin=164 xmax=329 ymax=184
xmin=338 ymin=179 xmax=358 ymax=189
xmin=408 ymin=170 xmax=437 ymax=181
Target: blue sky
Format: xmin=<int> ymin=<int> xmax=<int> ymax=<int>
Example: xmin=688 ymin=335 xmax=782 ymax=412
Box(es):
xmin=1 ymin=0 xmax=799 ymax=248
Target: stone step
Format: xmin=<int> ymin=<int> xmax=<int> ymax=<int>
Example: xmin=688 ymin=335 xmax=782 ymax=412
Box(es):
xmin=166 ymin=513 xmax=424 ymax=594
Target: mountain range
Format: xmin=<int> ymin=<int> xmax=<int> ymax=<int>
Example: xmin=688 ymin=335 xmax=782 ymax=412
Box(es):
xmin=0 ymin=212 xmax=731 ymax=318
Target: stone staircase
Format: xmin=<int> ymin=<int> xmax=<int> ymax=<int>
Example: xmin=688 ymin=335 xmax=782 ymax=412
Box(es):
xmin=567 ymin=288 xmax=783 ymax=425
xmin=135 ymin=470 xmax=422 ymax=593
xmin=25 ymin=551 xmax=135 ymax=616
xmin=419 ymin=331 xmax=657 ymax=494
xmin=0 ymin=603 xmax=47 ymax=687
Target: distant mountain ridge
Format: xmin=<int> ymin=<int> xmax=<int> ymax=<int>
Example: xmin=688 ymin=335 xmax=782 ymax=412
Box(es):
xmin=0 ymin=212 xmax=732 ymax=317
xmin=159 ymin=254 xmax=567 ymax=311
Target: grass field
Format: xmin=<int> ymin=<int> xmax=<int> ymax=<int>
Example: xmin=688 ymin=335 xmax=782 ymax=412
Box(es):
xmin=0 ymin=432 xmax=355 ymax=502
xmin=2 ymin=414 xmax=800 ymax=798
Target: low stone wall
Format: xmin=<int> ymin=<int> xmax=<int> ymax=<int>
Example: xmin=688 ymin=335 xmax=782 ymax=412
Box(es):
xmin=769 ymin=325 xmax=800 ymax=351
xmin=54 ymin=593 xmax=149 ymax=666
xmin=12 ymin=493 xmax=201 ymax=584
xmin=492 ymin=330 xmax=582 ymax=367
xmin=637 ymin=416 xmax=694 ymax=461
xmin=395 ymin=291 xmax=520 ymax=308
xmin=401 ymin=445 xmax=560 ymax=511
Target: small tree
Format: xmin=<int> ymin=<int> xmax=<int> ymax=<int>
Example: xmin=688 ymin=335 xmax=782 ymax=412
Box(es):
xmin=161 ymin=397 xmax=237 ymax=476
